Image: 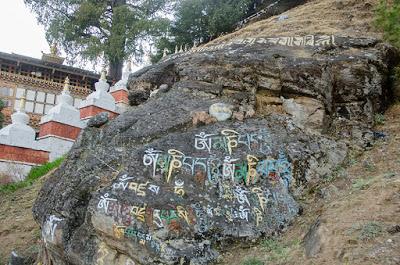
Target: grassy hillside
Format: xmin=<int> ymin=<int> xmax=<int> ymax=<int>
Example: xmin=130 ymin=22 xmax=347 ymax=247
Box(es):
xmin=0 ymin=160 xmax=61 ymax=264
xmin=208 ymin=0 xmax=382 ymax=46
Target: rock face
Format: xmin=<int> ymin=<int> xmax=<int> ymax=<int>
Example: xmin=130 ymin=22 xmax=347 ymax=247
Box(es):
xmin=130 ymin=35 xmax=399 ymax=139
xmin=32 ymin=35 xmax=398 ymax=265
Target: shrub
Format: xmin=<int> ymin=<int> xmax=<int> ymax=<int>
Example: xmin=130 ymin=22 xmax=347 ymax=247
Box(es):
xmin=261 ymin=238 xmax=299 ymax=263
xmin=359 ymin=222 xmax=384 ymax=241
xmin=0 ymin=157 xmax=64 ymax=194
xmin=374 ymin=113 xmax=386 ymax=125
xmin=375 ymin=0 xmax=400 ymax=48
xmin=352 ymin=177 xmax=374 ymax=190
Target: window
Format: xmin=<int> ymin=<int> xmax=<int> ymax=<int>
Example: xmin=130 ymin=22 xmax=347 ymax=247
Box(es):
xmin=26 ymin=90 xmax=36 ymax=101
xmin=13 ymin=87 xmax=84 ymax=115
xmin=0 ymin=87 xmax=13 ymax=97
xmin=0 ymin=87 xmax=15 ymax=109
xmin=1 ymin=99 xmax=12 ymax=107
xmin=25 ymin=101 xmax=34 ymax=112
xmin=46 ymin=93 xmax=55 ymax=104
xmin=14 ymin=88 xmax=56 ymax=114
xmin=36 ymin=91 xmax=45 ymax=102
xmin=16 ymin=88 xmax=25 ymax=98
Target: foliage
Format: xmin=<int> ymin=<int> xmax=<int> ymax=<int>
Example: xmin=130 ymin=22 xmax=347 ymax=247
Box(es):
xmin=261 ymin=238 xmax=299 ymax=263
xmin=352 ymin=177 xmax=374 ymax=190
xmin=0 ymin=157 xmax=64 ymax=194
xmin=359 ymin=222 xmax=384 ymax=241
xmin=241 ymin=257 xmax=264 ymax=265
xmin=0 ymin=99 xmax=4 ymax=129
xmin=348 ymin=222 xmax=384 ymax=241
xmin=151 ymin=0 xmax=252 ymax=63
xmin=375 ymin=0 xmax=400 ymax=48
xmin=374 ymin=113 xmax=386 ymax=125
xmin=24 ymin=0 xmax=171 ymax=80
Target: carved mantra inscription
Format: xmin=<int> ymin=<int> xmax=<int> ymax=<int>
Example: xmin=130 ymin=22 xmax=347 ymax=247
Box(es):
xmin=97 ymin=128 xmax=296 ymax=258
xmin=162 ymin=35 xmax=336 ymax=61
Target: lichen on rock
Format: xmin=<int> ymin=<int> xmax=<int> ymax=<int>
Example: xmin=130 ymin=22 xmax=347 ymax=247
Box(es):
xmin=32 ymin=34 xmax=398 ymax=265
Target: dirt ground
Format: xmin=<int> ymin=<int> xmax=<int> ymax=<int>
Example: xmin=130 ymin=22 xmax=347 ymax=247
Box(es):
xmin=0 ymin=173 xmax=50 ymax=264
xmin=219 ymin=104 xmax=400 ymax=265
xmin=207 ymin=0 xmax=382 ymax=46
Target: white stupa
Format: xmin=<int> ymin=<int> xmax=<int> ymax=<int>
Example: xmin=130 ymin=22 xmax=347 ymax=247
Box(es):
xmin=40 ymin=77 xmax=84 ymax=129
xmin=0 ymin=97 xmax=37 ymax=149
xmin=79 ymin=70 xmax=117 ymax=119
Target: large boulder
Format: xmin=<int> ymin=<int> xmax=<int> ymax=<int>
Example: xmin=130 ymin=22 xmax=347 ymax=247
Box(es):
xmin=33 ymin=87 xmax=347 ymax=265
xmin=32 ymin=35 xmax=398 ymax=265
xmin=129 ymin=35 xmax=399 ymax=140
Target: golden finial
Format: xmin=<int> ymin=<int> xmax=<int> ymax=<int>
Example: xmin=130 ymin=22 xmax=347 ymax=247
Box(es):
xmin=19 ymin=96 xmax=26 ymax=112
xmin=63 ymin=76 xmax=70 ymax=92
xmin=50 ymin=43 xmax=58 ymax=56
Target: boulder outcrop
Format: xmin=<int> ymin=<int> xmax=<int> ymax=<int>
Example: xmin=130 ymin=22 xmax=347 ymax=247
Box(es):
xmin=32 ymin=34 xmax=398 ymax=264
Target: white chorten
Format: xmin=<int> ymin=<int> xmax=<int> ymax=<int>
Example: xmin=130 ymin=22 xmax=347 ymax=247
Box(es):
xmin=40 ymin=77 xmax=84 ymax=129
xmin=80 ymin=70 xmax=117 ymax=113
xmin=0 ymin=97 xmax=37 ymax=149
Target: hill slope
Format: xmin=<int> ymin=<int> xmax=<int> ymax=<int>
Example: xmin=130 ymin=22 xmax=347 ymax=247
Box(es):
xmin=208 ymin=0 xmax=382 ymax=46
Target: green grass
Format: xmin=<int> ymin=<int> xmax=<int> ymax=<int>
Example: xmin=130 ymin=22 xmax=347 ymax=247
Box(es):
xmin=241 ymin=257 xmax=264 ymax=265
xmin=352 ymin=177 xmax=374 ymax=191
xmin=359 ymin=222 xmax=383 ymax=241
xmin=0 ymin=157 xmax=64 ymax=194
xmin=345 ymin=222 xmax=384 ymax=242
xmin=374 ymin=113 xmax=385 ymax=126
xmin=260 ymin=238 xmax=300 ymax=263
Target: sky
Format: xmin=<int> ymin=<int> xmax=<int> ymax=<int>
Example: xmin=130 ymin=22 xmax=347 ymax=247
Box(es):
xmin=0 ymin=0 xmax=49 ymax=59
xmin=0 ymin=0 xmax=142 ymax=73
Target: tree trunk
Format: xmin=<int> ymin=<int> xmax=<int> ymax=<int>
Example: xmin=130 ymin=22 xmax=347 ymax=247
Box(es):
xmin=108 ymin=0 xmax=127 ymax=82
xmin=109 ymin=60 xmax=124 ymax=82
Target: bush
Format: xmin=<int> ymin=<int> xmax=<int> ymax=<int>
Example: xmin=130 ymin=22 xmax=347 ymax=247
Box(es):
xmin=0 ymin=157 xmax=64 ymax=194
xmin=261 ymin=238 xmax=299 ymax=263
xmin=375 ymin=0 xmax=400 ymax=48
xmin=359 ymin=222 xmax=384 ymax=241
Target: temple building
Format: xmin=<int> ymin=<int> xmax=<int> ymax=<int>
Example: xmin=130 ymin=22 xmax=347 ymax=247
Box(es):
xmin=0 ymin=45 xmax=100 ymax=129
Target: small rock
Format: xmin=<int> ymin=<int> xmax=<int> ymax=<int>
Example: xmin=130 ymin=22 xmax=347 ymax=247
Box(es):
xmin=209 ymin=103 xmax=233 ymax=121
xmin=159 ymin=84 xmax=169 ymax=91
xmin=387 ymin=225 xmax=400 ymax=234
xmin=87 ymin=112 xmax=109 ymax=128
xmin=150 ymin=89 xmax=160 ymax=98
xmin=303 ymin=218 xmax=328 ymax=258
xmin=278 ymin=15 xmax=289 ymax=21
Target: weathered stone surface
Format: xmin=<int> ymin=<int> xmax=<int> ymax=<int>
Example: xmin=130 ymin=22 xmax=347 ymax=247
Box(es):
xmin=8 ymin=251 xmax=35 ymax=265
xmin=87 ymin=112 xmax=110 ymax=128
xmin=32 ymin=35 xmax=398 ymax=265
xmin=303 ymin=218 xmax=329 ymax=258
xmin=33 ymin=86 xmax=349 ymax=264
xmin=129 ymin=35 xmax=399 ymax=139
